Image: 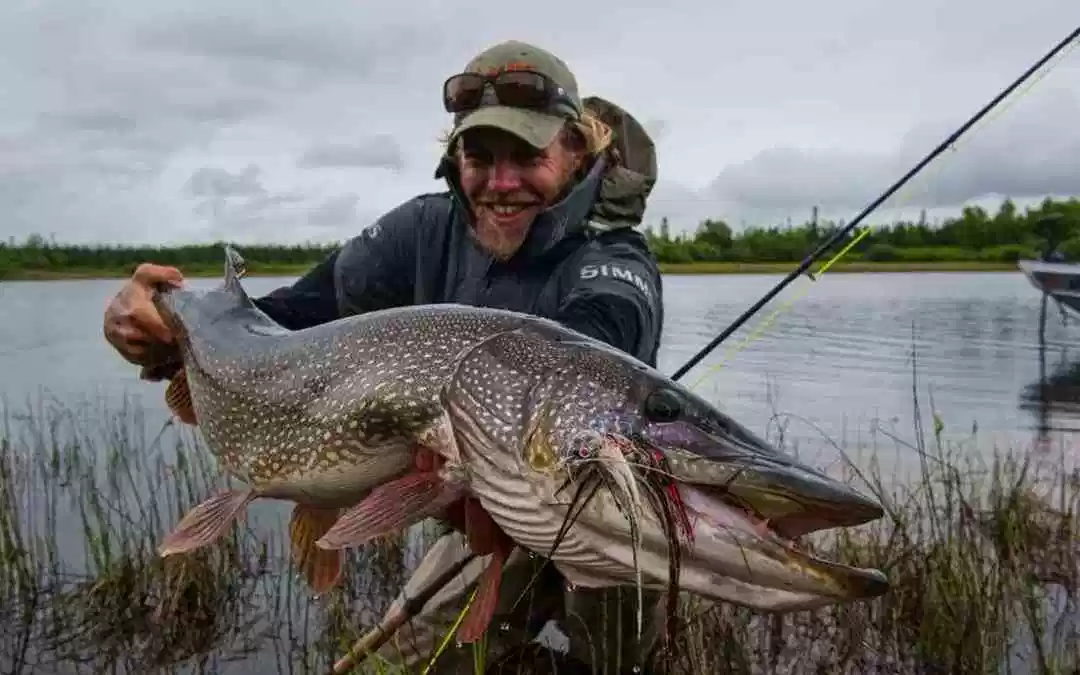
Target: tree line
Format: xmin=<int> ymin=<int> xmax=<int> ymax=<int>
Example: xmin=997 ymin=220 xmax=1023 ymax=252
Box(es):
xmin=1 ymin=196 xmax=1078 ymax=279
xmin=643 ymin=196 xmax=1080 ymax=265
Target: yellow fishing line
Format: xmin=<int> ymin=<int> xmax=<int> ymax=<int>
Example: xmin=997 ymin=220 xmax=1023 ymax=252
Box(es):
xmin=687 ymin=36 xmax=1079 ymax=392
xmin=422 ymin=587 xmax=479 ymax=675
xmin=687 ymin=226 xmax=872 ymax=392
xmin=403 ymin=32 xmax=1077 ymax=673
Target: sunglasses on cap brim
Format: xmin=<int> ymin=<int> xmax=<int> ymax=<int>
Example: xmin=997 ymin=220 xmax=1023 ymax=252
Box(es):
xmin=442 ymin=70 xmax=580 ymax=118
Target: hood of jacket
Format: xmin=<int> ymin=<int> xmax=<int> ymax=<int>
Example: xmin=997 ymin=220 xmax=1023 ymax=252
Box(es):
xmin=435 ymin=95 xmax=658 ymax=260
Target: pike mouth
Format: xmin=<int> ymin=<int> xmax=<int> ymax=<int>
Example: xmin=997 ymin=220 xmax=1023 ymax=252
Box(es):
xmin=678 ymin=483 xmax=889 ymax=599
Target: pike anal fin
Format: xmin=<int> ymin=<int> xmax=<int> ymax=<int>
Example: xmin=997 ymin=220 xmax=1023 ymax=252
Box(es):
xmin=159 ymin=488 xmax=254 ymax=556
xmin=457 ymin=544 xmax=510 ymax=643
xmin=290 ymin=504 xmax=344 ymax=594
xmin=457 ymin=498 xmax=515 ymax=643
xmin=316 ymin=471 xmax=464 ymax=551
xmin=165 ymin=370 xmax=197 ymax=426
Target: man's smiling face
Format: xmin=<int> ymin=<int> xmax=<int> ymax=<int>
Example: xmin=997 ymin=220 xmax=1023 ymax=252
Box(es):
xmin=456 ymin=126 xmax=585 ymax=260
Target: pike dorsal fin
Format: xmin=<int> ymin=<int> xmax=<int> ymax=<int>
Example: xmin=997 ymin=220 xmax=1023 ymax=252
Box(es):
xmin=218 ymin=243 xmax=265 ymax=316
xmin=222 ymin=244 xmax=248 ymax=296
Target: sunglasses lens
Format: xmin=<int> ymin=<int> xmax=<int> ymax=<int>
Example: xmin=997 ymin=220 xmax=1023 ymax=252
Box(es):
xmin=492 ymin=71 xmax=551 ymax=108
xmin=444 ymin=71 xmax=554 ymax=113
xmin=444 ymin=74 xmax=486 ymax=113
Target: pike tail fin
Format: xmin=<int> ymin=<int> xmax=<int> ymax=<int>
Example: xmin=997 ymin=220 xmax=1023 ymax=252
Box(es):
xmin=159 ymin=488 xmax=254 ymax=556
xmin=289 ymin=504 xmax=344 ymax=594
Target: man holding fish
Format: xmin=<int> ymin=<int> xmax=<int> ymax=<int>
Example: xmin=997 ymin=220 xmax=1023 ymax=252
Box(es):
xmin=105 ymin=40 xmax=671 ymax=673
xmin=103 ymin=40 xmax=890 ymax=675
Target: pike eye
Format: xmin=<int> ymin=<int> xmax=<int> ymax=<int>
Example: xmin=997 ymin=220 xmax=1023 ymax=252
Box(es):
xmin=644 ymin=388 xmax=682 ymax=423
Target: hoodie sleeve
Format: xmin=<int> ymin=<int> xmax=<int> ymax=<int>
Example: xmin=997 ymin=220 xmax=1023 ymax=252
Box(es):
xmin=555 ymin=229 xmax=664 ymax=367
xmin=251 ymin=250 xmax=343 ymax=330
xmin=251 ymin=198 xmax=421 ymax=329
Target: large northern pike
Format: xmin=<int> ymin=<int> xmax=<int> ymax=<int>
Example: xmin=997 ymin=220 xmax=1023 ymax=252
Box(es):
xmin=150 ymin=246 xmax=888 ymax=645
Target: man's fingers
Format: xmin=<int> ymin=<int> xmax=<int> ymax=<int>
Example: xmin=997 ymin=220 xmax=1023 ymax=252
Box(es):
xmin=132 ymin=263 xmax=185 ymax=288
xmin=127 ymin=299 xmax=175 ymax=344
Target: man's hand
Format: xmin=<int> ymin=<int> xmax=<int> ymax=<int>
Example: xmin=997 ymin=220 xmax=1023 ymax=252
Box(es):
xmin=103 ymin=263 xmax=185 ymax=367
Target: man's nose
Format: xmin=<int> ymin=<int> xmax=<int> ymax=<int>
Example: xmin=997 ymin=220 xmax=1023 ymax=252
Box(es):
xmin=486 ymin=158 xmax=524 ymax=192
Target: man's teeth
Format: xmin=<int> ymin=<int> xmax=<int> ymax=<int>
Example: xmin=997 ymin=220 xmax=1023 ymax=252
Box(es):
xmin=490 ymin=204 xmax=529 ymax=215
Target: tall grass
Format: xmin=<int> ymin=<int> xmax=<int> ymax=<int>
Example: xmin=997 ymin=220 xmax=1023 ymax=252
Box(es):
xmin=0 ymin=388 xmax=1076 ymax=675
xmin=660 ymin=422 xmax=1078 ymax=675
xmin=0 ymin=394 xmax=418 ymax=674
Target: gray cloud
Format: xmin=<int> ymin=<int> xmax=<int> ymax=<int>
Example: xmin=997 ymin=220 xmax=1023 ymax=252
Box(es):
xmin=178 ymin=165 xmax=373 ymax=242
xmin=43 ymin=111 xmax=139 ymax=135
xmin=182 ymin=165 xmax=309 ymax=238
xmin=307 ymin=193 xmax=363 ymax=229
xmin=705 ymin=88 xmax=1080 ymax=213
xmin=1 ymin=0 xmax=1076 ymax=244
xmin=185 ymin=165 xmax=267 ymax=199
xmin=297 ymin=135 xmax=406 ymax=171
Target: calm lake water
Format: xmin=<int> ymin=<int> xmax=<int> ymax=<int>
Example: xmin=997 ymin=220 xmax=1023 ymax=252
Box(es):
xmin=1 ymin=269 xmax=1077 ymax=673
xmin=2 ymin=270 xmax=1077 ymax=466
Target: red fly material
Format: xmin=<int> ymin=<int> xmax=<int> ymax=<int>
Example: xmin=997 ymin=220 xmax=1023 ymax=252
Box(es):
xmin=649 ymin=448 xmax=694 ymax=545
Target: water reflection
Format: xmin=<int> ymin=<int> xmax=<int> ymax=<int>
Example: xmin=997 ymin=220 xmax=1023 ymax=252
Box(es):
xmin=1019 ymin=293 xmax=1080 ymax=442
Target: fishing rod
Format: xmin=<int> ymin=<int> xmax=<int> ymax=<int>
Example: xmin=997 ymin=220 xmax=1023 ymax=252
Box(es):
xmin=671 ymin=24 xmax=1080 ymax=383
xmin=331 ymin=552 xmax=479 ymax=674
xmin=328 ymin=25 xmax=1080 ymax=673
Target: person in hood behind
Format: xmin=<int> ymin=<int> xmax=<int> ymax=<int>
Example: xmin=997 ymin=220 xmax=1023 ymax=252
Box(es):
xmin=103 ymin=39 xmax=666 ymax=674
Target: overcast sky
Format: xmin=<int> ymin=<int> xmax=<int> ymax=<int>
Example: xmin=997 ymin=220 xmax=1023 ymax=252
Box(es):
xmin=2 ymin=0 xmax=1078 ymax=245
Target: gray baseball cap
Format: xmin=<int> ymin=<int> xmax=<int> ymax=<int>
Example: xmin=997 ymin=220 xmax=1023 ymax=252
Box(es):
xmin=447 ymin=40 xmax=582 ymax=150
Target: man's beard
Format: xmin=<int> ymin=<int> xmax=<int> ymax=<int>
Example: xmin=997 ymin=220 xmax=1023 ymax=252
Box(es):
xmin=468 ymin=217 xmax=530 ymax=261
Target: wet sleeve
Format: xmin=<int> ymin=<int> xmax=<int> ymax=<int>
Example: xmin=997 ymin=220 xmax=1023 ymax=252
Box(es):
xmin=332 ymin=197 xmax=421 ymax=317
xmin=555 ymin=230 xmax=664 ymax=367
xmin=251 ymin=198 xmax=421 ymax=329
xmin=252 ymin=250 xmax=343 ymax=330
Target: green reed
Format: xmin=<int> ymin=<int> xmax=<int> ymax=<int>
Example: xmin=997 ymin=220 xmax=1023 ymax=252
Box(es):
xmin=0 ymin=388 xmax=1075 ymax=675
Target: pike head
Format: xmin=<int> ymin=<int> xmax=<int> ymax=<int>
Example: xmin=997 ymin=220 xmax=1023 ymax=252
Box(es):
xmin=440 ymin=323 xmax=889 ymax=614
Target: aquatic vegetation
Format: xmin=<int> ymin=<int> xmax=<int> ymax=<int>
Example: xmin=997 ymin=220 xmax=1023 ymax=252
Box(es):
xmin=0 ymin=390 xmax=1075 ymax=674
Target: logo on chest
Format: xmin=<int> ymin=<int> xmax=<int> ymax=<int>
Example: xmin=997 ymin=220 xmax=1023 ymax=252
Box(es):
xmin=578 ymin=263 xmax=653 ymax=299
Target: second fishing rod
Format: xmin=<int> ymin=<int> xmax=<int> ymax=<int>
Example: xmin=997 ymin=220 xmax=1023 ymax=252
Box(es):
xmin=671 ymin=23 xmax=1080 ymax=383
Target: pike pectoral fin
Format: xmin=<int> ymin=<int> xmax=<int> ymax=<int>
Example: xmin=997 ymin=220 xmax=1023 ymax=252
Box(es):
xmin=165 ymin=370 xmax=197 ymax=425
xmin=290 ymin=504 xmax=343 ymax=594
xmin=316 ymin=472 xmax=465 ymax=550
xmin=159 ymin=488 xmax=254 ymax=556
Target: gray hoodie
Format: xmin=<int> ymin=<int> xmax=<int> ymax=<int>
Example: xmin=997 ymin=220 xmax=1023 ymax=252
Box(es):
xmin=253 ymin=96 xmax=665 ymax=368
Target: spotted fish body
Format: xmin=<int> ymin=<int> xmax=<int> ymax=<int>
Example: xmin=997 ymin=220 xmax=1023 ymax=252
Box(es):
xmin=171 ymin=296 xmax=523 ymax=503
xmin=149 ymin=248 xmax=561 ymax=597
xmin=152 ymin=246 xmax=888 ymax=654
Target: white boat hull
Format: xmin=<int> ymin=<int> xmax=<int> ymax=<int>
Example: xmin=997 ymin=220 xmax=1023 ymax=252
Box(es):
xmin=1017 ymin=259 xmax=1080 ymax=315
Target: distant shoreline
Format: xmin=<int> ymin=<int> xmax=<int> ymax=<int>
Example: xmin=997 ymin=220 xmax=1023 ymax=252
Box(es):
xmin=0 ymin=259 xmax=1020 ymax=281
